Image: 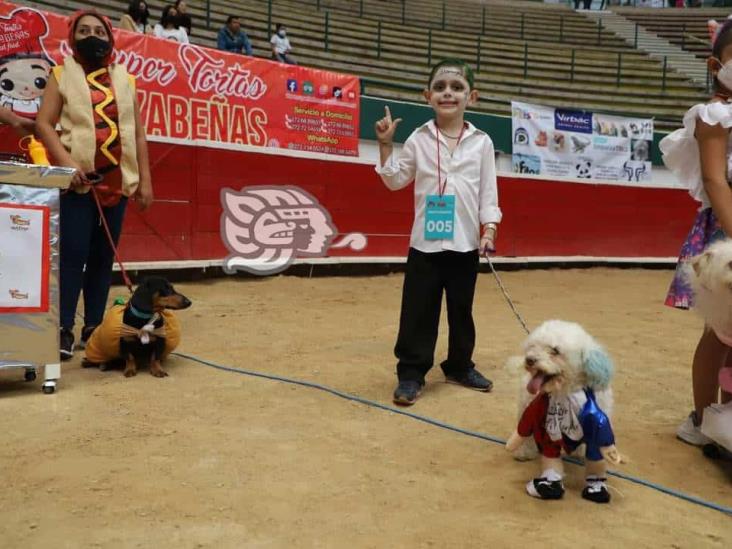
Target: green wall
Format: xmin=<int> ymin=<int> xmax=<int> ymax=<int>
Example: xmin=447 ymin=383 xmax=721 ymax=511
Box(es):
xmin=359 ymin=96 xmax=667 ymax=166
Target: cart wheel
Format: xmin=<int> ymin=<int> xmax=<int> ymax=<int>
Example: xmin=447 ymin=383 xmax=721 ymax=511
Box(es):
xmin=24 ymin=369 xmax=37 ymax=382
xmin=41 ymin=381 xmax=56 ymax=395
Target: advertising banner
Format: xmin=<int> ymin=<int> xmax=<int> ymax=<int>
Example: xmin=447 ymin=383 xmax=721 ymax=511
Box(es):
xmin=0 ymin=2 xmax=360 ymax=156
xmin=511 ymin=101 xmax=653 ymax=183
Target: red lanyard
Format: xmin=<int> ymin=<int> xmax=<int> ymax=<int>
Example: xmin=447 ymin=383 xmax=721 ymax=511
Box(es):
xmin=435 ymin=122 xmax=466 ymax=197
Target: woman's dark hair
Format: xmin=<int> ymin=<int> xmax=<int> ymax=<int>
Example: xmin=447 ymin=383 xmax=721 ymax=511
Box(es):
xmin=160 ymin=5 xmax=178 ymax=28
xmin=713 ymin=19 xmax=732 ymax=60
xmin=712 ymin=19 xmax=732 ymax=90
xmin=174 ymin=0 xmax=186 ymax=10
xmin=128 ymin=0 xmax=149 ymax=25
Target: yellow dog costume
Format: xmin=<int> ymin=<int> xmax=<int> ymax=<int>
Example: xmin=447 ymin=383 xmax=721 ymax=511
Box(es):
xmin=84 ymin=301 xmax=181 ymax=364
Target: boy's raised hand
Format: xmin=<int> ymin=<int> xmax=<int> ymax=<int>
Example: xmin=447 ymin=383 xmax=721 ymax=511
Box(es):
xmin=375 ymin=106 xmax=402 ymax=145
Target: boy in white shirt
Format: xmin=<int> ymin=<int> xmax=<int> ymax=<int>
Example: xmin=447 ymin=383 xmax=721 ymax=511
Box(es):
xmin=375 ymin=59 xmax=502 ymax=405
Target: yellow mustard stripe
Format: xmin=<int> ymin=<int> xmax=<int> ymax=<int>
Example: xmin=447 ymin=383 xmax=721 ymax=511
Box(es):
xmin=86 ymin=68 xmax=119 ymax=166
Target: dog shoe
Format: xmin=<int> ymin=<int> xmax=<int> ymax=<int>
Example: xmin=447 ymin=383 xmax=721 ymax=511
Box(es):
xmin=582 ymin=476 xmax=610 ymax=504
xmin=526 ymin=469 xmax=564 ymax=500
xmin=676 ymin=411 xmax=713 ymax=447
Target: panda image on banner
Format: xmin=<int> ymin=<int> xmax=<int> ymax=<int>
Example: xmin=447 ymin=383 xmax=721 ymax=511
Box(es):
xmin=575 ymin=160 xmax=592 ymax=179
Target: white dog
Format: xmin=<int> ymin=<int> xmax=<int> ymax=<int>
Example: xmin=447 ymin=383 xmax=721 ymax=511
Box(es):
xmin=506 ymin=320 xmax=620 ymax=503
xmin=687 ymin=240 xmax=732 ymax=345
xmin=686 ymin=240 xmax=732 ymax=452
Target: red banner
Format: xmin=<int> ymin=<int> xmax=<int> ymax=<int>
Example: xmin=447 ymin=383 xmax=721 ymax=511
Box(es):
xmin=0 ymin=1 xmax=360 ymax=156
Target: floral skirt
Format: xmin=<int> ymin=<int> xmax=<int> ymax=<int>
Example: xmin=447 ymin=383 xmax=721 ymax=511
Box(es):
xmin=665 ymin=207 xmax=725 ymax=309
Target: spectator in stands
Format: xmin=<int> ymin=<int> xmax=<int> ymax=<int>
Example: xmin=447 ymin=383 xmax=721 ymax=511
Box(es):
xmin=174 ymin=0 xmax=192 ymax=35
xmin=574 ymin=0 xmax=592 ymax=8
xmin=374 ymin=59 xmax=500 ymax=405
xmin=271 ymin=23 xmax=296 ymax=64
xmin=662 ymin=18 xmax=732 ymax=446
xmin=217 ymin=16 xmax=253 ymax=56
xmin=119 ymin=0 xmax=153 ymax=34
xmin=35 ymin=10 xmax=153 ymax=361
xmin=154 ymin=5 xmax=189 ymax=43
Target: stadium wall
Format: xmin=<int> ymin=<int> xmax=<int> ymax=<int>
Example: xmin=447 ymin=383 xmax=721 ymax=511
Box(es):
xmin=0 ymin=91 xmax=695 ymax=265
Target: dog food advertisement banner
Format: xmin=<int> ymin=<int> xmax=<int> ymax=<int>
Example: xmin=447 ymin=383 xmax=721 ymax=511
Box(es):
xmin=511 ymin=101 xmax=653 ymax=183
xmin=0 ymin=203 xmax=49 ymax=313
xmin=0 ymin=2 xmax=360 ymax=157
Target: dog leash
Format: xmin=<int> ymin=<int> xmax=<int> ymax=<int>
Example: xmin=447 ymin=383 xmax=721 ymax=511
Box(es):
xmin=485 ymin=256 xmax=530 ymax=335
xmin=90 ymin=185 xmax=134 ymax=293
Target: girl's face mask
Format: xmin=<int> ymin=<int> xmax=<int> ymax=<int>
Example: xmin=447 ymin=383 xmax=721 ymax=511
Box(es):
xmin=714 ymin=57 xmax=732 ymax=92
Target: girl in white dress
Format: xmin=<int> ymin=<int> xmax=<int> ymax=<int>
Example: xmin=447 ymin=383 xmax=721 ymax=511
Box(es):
xmin=661 ymin=19 xmax=732 ymax=446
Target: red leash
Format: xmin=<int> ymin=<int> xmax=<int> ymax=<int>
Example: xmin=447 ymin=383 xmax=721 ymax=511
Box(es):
xmin=89 ymin=185 xmax=134 ymax=293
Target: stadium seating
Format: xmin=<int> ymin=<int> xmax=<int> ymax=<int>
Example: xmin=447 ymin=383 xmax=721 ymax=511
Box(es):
xmin=25 ymin=0 xmax=711 ymax=128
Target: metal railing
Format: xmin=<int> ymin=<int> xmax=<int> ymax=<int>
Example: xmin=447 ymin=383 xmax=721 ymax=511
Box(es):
xmin=202 ymin=0 xmax=617 ymax=45
xmin=201 ymin=0 xmax=690 ymax=92
xmin=359 ymin=77 xmax=681 ymax=127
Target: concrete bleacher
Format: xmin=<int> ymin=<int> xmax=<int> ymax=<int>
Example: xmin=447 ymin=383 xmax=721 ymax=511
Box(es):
xmin=24 ymin=0 xmax=709 ymax=128
xmin=615 ymin=5 xmax=732 ymax=60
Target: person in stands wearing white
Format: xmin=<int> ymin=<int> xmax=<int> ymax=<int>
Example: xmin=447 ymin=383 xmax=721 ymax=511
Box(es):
xmin=271 ymin=23 xmax=296 ymax=65
xmin=153 ymin=4 xmax=189 ymax=43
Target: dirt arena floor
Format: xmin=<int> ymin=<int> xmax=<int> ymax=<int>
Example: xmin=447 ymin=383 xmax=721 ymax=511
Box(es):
xmin=0 ymin=267 xmax=731 ymax=548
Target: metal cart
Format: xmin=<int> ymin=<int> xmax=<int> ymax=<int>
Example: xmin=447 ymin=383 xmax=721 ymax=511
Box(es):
xmin=0 ymin=161 xmax=73 ymax=394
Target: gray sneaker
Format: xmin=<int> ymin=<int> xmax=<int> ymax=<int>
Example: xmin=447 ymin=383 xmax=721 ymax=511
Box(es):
xmin=676 ymin=411 xmax=713 ymax=446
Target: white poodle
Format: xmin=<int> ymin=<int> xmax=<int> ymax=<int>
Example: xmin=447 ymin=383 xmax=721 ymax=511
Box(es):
xmin=687 ymin=239 xmax=732 ymax=347
xmin=506 ymin=320 xmax=620 ymax=503
xmin=686 ymin=240 xmax=732 ymax=451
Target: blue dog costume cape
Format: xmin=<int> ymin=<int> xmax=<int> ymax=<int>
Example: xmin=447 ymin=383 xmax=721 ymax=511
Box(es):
xmin=565 ymin=388 xmax=615 ymax=461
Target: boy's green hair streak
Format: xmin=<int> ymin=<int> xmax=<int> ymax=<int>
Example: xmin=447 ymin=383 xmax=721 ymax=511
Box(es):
xmin=428 ymin=59 xmax=475 ymax=90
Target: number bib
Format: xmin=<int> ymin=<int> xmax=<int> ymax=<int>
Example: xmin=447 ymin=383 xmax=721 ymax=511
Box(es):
xmin=424 ymin=194 xmax=455 ymax=240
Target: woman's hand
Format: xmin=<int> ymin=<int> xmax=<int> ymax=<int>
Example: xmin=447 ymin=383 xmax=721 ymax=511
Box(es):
xmin=64 ymin=160 xmax=88 ymax=190
xmin=135 ymin=179 xmax=153 ymax=211
xmin=12 ymin=117 xmax=34 ymax=137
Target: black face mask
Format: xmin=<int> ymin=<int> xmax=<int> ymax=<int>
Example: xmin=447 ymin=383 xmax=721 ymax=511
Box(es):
xmin=75 ymin=36 xmax=111 ymax=66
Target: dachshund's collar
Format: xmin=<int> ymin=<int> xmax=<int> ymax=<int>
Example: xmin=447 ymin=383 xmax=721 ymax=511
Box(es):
xmin=128 ymin=304 xmax=154 ymax=320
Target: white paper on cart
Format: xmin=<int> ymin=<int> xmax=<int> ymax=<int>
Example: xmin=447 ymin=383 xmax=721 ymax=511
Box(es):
xmin=0 ymin=203 xmax=49 ymax=312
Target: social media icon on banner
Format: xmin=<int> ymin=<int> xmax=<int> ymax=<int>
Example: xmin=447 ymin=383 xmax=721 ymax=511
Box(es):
xmin=303 ymin=81 xmax=314 ymax=95
xmin=318 ymin=84 xmax=329 ymax=97
xmin=332 ymin=87 xmax=343 ymax=100
xmin=287 ymin=79 xmax=298 ymax=93
xmin=347 ymin=90 xmax=356 ymax=100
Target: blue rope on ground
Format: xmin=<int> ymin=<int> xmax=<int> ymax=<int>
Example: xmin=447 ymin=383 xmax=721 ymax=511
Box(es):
xmin=172 ymin=351 xmax=732 ymax=517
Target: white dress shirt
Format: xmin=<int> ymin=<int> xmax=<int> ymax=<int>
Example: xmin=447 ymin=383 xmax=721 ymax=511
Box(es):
xmin=375 ymin=120 xmax=502 ymax=253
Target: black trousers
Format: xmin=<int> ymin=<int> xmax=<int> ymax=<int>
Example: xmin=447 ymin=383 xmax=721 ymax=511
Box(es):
xmin=394 ymin=248 xmax=479 ymax=383
xmin=574 ymin=0 xmax=592 ymax=8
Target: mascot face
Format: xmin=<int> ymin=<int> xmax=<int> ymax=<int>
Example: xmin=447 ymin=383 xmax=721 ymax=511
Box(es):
xmin=0 ymin=57 xmax=51 ymax=101
xmin=0 ymin=8 xmax=55 ymax=117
